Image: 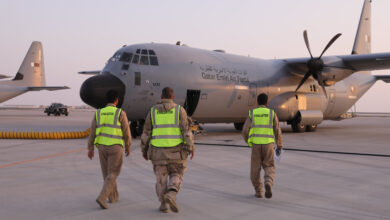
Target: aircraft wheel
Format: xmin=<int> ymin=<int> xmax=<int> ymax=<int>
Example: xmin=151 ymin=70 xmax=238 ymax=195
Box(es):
xmin=47 ymin=113 xmax=50 ymax=116
xmin=306 ymin=124 xmax=317 ymax=132
xmin=291 ymin=122 xmax=305 ymax=133
xmin=234 ymin=122 xmax=244 ymax=131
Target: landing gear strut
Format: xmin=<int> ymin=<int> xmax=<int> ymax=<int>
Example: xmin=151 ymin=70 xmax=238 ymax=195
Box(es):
xmin=130 ymin=120 xmax=144 ymax=138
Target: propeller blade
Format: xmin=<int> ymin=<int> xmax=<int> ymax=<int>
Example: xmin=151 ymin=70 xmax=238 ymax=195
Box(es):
xmin=295 ymin=71 xmax=313 ymax=92
xmin=319 ymin=33 xmax=342 ymax=59
xmin=303 ymin=30 xmax=314 ymax=59
xmin=315 ymin=72 xmax=328 ymax=97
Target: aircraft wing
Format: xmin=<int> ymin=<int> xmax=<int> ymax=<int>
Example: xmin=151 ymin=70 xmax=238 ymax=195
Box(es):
xmin=0 ymin=74 xmax=10 ymax=79
xmin=27 ymin=86 xmax=70 ymax=91
xmin=375 ymin=75 xmax=390 ymax=83
xmin=78 ymin=70 xmax=101 ymax=75
xmin=284 ymin=52 xmax=390 ymax=75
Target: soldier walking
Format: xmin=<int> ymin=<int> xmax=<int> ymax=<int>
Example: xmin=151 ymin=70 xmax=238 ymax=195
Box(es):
xmin=141 ymin=87 xmax=194 ymax=213
xmin=242 ymin=93 xmax=283 ymax=199
xmin=87 ymin=90 xmax=132 ymax=209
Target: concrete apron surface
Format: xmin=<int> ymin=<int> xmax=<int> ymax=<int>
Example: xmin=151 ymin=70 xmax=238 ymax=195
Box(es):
xmin=0 ymin=110 xmax=389 ymax=220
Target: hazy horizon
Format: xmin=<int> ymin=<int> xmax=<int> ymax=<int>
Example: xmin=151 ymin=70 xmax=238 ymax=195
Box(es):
xmin=1 ymin=0 xmax=390 ymax=112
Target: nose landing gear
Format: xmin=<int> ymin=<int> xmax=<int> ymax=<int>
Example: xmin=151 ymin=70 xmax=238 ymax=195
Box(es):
xmin=130 ymin=120 xmax=144 ymax=138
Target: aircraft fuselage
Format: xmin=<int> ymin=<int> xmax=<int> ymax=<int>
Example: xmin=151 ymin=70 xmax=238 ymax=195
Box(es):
xmin=85 ymin=43 xmax=374 ymax=124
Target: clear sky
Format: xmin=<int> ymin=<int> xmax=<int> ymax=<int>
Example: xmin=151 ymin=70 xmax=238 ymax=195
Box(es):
xmin=0 ymin=0 xmax=389 ymax=112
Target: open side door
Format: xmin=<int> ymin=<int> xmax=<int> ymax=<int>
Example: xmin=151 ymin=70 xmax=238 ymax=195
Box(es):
xmin=183 ymin=90 xmax=200 ymax=116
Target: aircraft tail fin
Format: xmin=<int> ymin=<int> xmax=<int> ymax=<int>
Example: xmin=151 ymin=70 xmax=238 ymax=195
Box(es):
xmin=352 ymin=0 xmax=372 ymax=55
xmin=12 ymin=41 xmax=46 ymax=86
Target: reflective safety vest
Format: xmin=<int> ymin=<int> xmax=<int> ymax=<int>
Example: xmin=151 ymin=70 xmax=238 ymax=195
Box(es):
xmin=248 ymin=107 xmax=275 ymax=147
xmin=150 ymin=105 xmax=184 ymax=147
xmin=94 ymin=106 xmax=124 ymax=147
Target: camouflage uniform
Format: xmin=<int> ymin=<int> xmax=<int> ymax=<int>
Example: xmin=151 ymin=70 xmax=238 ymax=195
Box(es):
xmin=242 ymin=105 xmax=283 ymax=197
xmin=141 ymin=99 xmax=194 ymax=210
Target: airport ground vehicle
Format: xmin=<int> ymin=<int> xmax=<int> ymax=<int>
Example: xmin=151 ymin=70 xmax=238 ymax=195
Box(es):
xmin=44 ymin=103 xmax=69 ymax=116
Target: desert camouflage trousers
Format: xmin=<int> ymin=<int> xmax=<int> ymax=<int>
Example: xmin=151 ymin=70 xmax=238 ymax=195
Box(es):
xmin=153 ymin=163 xmax=187 ymax=202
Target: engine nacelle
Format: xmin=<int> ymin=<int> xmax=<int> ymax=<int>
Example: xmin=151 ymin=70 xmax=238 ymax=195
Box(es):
xmin=320 ymin=57 xmax=354 ymax=86
xmin=269 ymin=92 xmax=327 ymax=122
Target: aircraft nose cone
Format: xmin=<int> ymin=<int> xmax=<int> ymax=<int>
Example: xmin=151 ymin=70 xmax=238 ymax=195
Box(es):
xmin=80 ymin=73 xmax=125 ymax=109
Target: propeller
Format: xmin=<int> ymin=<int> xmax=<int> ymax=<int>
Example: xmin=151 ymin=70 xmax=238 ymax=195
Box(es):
xmin=295 ymin=30 xmax=342 ymax=97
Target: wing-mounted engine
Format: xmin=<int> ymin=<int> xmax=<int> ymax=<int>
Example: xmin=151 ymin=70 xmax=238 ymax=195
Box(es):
xmin=292 ymin=30 xmax=358 ymax=97
xmin=318 ymin=57 xmax=355 ymax=86
xmin=269 ymin=92 xmax=327 ymax=132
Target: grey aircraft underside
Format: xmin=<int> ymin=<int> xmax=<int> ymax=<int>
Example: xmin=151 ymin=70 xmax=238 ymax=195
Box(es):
xmin=80 ymin=0 xmax=390 ymax=136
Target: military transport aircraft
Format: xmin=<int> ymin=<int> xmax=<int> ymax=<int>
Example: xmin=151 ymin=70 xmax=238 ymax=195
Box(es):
xmin=80 ymin=0 xmax=390 ymax=136
xmin=0 ymin=41 xmax=68 ymax=103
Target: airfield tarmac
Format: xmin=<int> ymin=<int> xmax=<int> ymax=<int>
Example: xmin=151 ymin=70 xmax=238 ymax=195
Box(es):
xmin=0 ymin=109 xmax=389 ymax=220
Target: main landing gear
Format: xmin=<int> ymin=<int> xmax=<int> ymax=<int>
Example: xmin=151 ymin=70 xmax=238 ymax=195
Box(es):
xmin=130 ymin=120 xmax=144 ymax=138
xmin=289 ymin=118 xmax=318 ymax=133
xmin=289 ymin=113 xmax=318 ymax=133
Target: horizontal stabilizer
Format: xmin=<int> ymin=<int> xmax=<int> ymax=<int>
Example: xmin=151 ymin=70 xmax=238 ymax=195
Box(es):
xmin=78 ymin=71 xmax=101 ymax=75
xmin=0 ymin=74 xmax=10 ymax=79
xmin=27 ymin=86 xmax=70 ymax=91
xmin=375 ymin=75 xmax=390 ymax=83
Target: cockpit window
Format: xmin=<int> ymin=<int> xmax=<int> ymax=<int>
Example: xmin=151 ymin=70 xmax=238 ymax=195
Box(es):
xmin=150 ymin=56 xmax=159 ymax=66
xmin=132 ymin=48 xmax=159 ymax=66
xmin=140 ymin=56 xmax=149 ymax=65
xmin=132 ymin=55 xmax=140 ymax=64
xmin=119 ymin=52 xmax=132 ymax=62
xmin=110 ymin=52 xmax=122 ymax=62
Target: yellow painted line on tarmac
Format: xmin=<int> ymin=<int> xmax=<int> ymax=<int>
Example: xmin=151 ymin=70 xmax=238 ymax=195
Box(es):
xmin=0 ymin=148 xmax=87 ymax=169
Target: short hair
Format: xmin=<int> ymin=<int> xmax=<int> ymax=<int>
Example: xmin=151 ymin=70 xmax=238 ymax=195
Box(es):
xmin=257 ymin=93 xmax=268 ymax=105
xmin=161 ymin=87 xmax=174 ymax=99
xmin=106 ymin=90 xmax=119 ymax=103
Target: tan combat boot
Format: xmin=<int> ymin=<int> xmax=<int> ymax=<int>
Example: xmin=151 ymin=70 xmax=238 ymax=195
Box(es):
xmin=255 ymin=189 xmax=263 ymax=198
xmin=265 ymin=184 xmax=272 ymax=199
xmin=164 ymin=191 xmax=179 ymax=213
xmin=159 ymin=202 xmax=168 ymax=213
xmin=108 ymin=196 xmax=118 ymax=203
xmin=108 ymin=191 xmax=118 ymax=203
xmin=96 ymin=197 xmax=108 ymax=209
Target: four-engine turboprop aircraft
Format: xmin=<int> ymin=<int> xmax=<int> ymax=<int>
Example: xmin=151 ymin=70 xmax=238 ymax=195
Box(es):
xmin=0 ymin=41 xmax=69 ymax=103
xmin=80 ymin=0 xmax=390 ymax=136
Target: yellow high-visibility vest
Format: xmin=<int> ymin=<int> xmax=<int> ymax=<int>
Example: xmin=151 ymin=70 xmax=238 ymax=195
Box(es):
xmin=94 ymin=106 xmax=124 ymax=147
xmin=248 ymin=107 xmax=275 ymax=147
xmin=150 ymin=105 xmax=184 ymax=147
